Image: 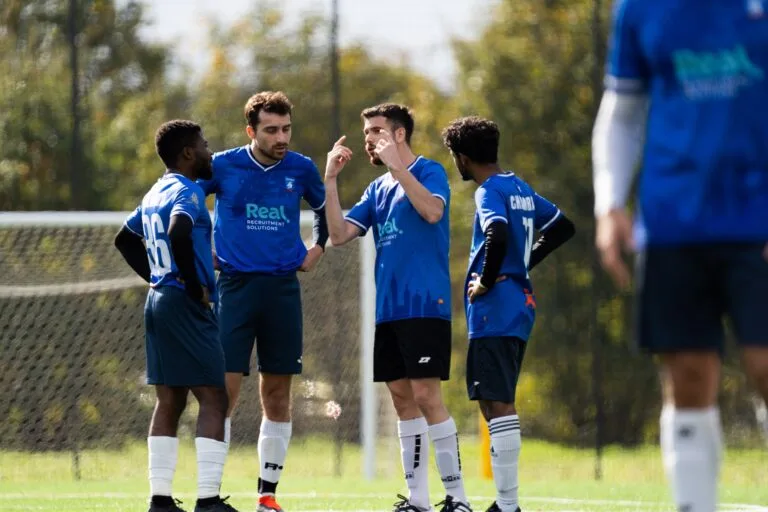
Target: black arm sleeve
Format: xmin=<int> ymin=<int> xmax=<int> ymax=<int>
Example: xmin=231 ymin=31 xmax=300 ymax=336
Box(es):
xmin=114 ymin=226 xmax=151 ymax=283
xmin=168 ymin=215 xmax=203 ymax=302
xmin=528 ymin=214 xmax=576 ymax=271
xmin=313 ymin=207 xmax=329 ymax=250
xmin=480 ymin=221 xmax=508 ymax=290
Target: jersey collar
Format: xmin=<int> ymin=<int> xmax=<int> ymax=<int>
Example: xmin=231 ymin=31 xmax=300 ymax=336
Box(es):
xmin=245 ymin=145 xmax=283 ymax=172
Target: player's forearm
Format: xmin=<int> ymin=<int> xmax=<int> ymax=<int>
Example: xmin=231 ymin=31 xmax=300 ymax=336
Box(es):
xmin=529 ymin=215 xmax=576 ymax=271
xmin=114 ymin=227 xmax=151 ymax=283
xmin=592 ymin=90 xmax=649 ymax=216
xmin=312 ymin=207 xmax=329 ymax=250
xmin=392 ymin=170 xmax=444 ymax=224
xmin=324 ymin=178 xmax=350 ymax=245
xmin=480 ymin=221 xmax=508 ymax=290
xmin=167 ymin=216 xmax=203 ymax=300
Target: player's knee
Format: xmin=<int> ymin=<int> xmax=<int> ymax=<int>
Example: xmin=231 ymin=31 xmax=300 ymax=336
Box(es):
xmin=261 ymin=386 xmax=291 ymax=418
xmin=661 ymin=352 xmax=719 ymax=407
xmin=410 ymin=382 xmax=442 ymax=412
xmin=743 ymin=349 xmax=768 ymax=400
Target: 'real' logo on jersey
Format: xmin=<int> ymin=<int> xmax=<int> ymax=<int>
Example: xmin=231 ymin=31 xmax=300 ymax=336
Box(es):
xmin=245 ymin=203 xmax=290 ymax=232
xmin=376 ymin=218 xmax=403 ymax=248
xmin=672 ymin=45 xmax=764 ymax=100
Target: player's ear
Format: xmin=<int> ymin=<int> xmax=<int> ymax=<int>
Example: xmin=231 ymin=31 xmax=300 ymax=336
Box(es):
xmin=394 ymin=126 xmax=406 ymax=144
xmin=246 ymin=124 xmax=256 ymax=140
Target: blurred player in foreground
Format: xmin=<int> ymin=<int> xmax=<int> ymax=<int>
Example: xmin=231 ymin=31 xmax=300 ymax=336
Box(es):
xmin=593 ymin=1 xmax=768 ymax=510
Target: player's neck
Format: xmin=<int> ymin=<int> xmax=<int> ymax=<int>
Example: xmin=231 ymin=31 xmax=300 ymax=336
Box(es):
xmin=166 ymin=167 xmax=196 ymax=181
xmin=250 ymin=142 xmax=280 ymax=166
xmin=473 ymin=164 xmax=503 ymax=184
xmin=400 ymin=146 xmax=418 ymax=169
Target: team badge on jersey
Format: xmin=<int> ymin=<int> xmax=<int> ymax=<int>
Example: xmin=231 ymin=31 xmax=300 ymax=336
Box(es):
xmin=748 ymin=0 xmax=764 ymax=18
xmin=285 ymin=177 xmax=295 ymax=191
xmin=191 ymin=193 xmax=199 ymax=206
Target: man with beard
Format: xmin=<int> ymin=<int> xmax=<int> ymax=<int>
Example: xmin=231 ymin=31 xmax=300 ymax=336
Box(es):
xmin=115 ymin=120 xmax=237 ymax=512
xmin=324 ymin=103 xmax=471 ymax=512
xmin=198 ymin=92 xmax=328 ymax=512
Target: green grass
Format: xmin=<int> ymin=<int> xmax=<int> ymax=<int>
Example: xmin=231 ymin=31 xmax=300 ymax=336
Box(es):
xmin=1 ymin=437 xmax=766 ymax=511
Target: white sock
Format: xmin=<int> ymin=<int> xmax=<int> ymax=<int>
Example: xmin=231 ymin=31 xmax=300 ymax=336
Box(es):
xmin=660 ymin=406 xmax=722 ymax=512
xmin=148 ymin=436 xmax=179 ymax=497
xmin=196 ymin=437 xmax=228 ymax=499
xmin=489 ymin=415 xmax=521 ymax=512
xmin=224 ymin=417 xmax=232 ymax=445
xmin=398 ymin=417 xmax=431 ymax=511
xmin=258 ymin=419 xmax=292 ymax=496
xmin=429 ymin=417 xmax=468 ymax=504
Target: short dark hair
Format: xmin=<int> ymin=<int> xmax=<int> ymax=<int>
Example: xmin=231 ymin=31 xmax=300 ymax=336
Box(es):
xmin=441 ymin=116 xmax=499 ymax=164
xmin=155 ymin=120 xmax=202 ymax=168
xmin=361 ymin=103 xmax=415 ymax=144
xmin=245 ymin=91 xmax=293 ymax=128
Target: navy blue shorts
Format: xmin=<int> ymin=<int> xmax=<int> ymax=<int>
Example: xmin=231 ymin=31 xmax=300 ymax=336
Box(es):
xmin=217 ymin=272 xmax=303 ymax=376
xmin=636 ymin=243 xmax=768 ymax=354
xmin=466 ymin=336 xmax=527 ymax=403
xmin=144 ymin=286 xmax=225 ymax=388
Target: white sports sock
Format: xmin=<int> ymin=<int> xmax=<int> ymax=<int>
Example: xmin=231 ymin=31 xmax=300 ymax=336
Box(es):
xmin=489 ymin=415 xmax=521 ymax=512
xmin=429 ymin=417 xmax=468 ymax=504
xmin=258 ymin=419 xmax=292 ymax=496
xmin=398 ymin=417 xmax=431 ymax=511
xmin=148 ymin=436 xmax=179 ymax=497
xmin=196 ymin=437 xmax=228 ymax=499
xmin=224 ymin=417 xmax=232 ymax=445
xmin=660 ymin=406 xmax=722 ymax=512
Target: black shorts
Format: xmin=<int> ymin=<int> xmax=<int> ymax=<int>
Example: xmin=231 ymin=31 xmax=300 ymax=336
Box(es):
xmin=636 ymin=243 xmax=768 ymax=354
xmin=466 ymin=336 xmax=526 ymax=403
xmin=373 ymin=318 xmax=451 ymax=382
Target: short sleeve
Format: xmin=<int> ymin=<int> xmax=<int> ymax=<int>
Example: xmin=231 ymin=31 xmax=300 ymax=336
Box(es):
xmin=123 ymin=205 xmax=144 ymax=237
xmin=533 ymin=193 xmax=562 ymax=231
xmin=303 ymin=160 xmax=326 ymax=210
xmin=171 ymin=186 xmax=202 ymax=224
xmin=475 ymin=185 xmax=508 ymax=232
xmin=345 ymin=183 xmax=374 ymax=234
xmin=420 ymin=162 xmax=450 ymax=206
xmin=197 ymin=154 xmax=223 ymax=195
xmin=605 ymin=0 xmax=649 ymax=94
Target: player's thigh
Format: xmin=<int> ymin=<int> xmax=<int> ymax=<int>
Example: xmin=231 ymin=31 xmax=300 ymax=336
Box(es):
xmin=723 ymin=243 xmax=768 ymax=345
xmin=466 ymin=336 xmax=526 ymax=403
xmin=254 ymin=274 xmax=303 ymax=375
xmin=636 ymin=245 xmax=725 ymax=354
xmin=144 ymin=291 xmax=164 ymax=386
xmin=374 ymin=322 xmax=407 ymax=383
xmin=393 ymin=318 xmax=452 ymax=381
xmin=151 ymin=286 xmax=226 ymax=388
xmin=218 ymin=273 xmax=259 ymax=375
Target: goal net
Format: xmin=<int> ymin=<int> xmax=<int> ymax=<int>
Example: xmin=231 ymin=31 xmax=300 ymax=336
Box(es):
xmin=0 ymin=211 xmax=396 ymax=479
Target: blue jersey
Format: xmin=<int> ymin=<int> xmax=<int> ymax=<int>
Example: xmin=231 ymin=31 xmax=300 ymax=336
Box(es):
xmin=606 ymin=0 xmax=768 ymax=245
xmin=199 ymin=147 xmax=325 ymax=275
xmin=346 ymin=156 xmax=451 ymax=324
xmin=466 ymin=173 xmax=560 ymax=340
xmin=124 ymin=173 xmax=216 ymax=299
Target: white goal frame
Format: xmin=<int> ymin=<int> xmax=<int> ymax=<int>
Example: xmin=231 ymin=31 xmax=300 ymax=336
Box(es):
xmin=0 ymin=210 xmax=379 ymax=479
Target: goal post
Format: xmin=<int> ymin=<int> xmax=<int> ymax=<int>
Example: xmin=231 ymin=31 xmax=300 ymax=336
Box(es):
xmin=0 ymin=210 xmax=379 ymax=479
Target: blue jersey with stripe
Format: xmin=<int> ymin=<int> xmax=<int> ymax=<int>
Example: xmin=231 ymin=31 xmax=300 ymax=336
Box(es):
xmin=466 ymin=173 xmax=560 ymax=340
xmin=346 ymin=156 xmax=452 ymax=324
xmin=124 ymin=173 xmax=216 ymax=298
xmin=606 ymin=0 xmax=768 ymax=245
xmin=198 ymin=147 xmax=325 ymax=275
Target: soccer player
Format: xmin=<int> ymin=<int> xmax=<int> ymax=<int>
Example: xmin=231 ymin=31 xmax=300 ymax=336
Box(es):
xmin=198 ymin=91 xmax=327 ymax=512
xmin=114 ymin=120 xmax=237 ymax=512
xmin=593 ymin=2 xmax=768 ymax=510
xmin=325 ymin=103 xmax=471 ymax=512
xmin=441 ymin=116 xmax=575 ymax=512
